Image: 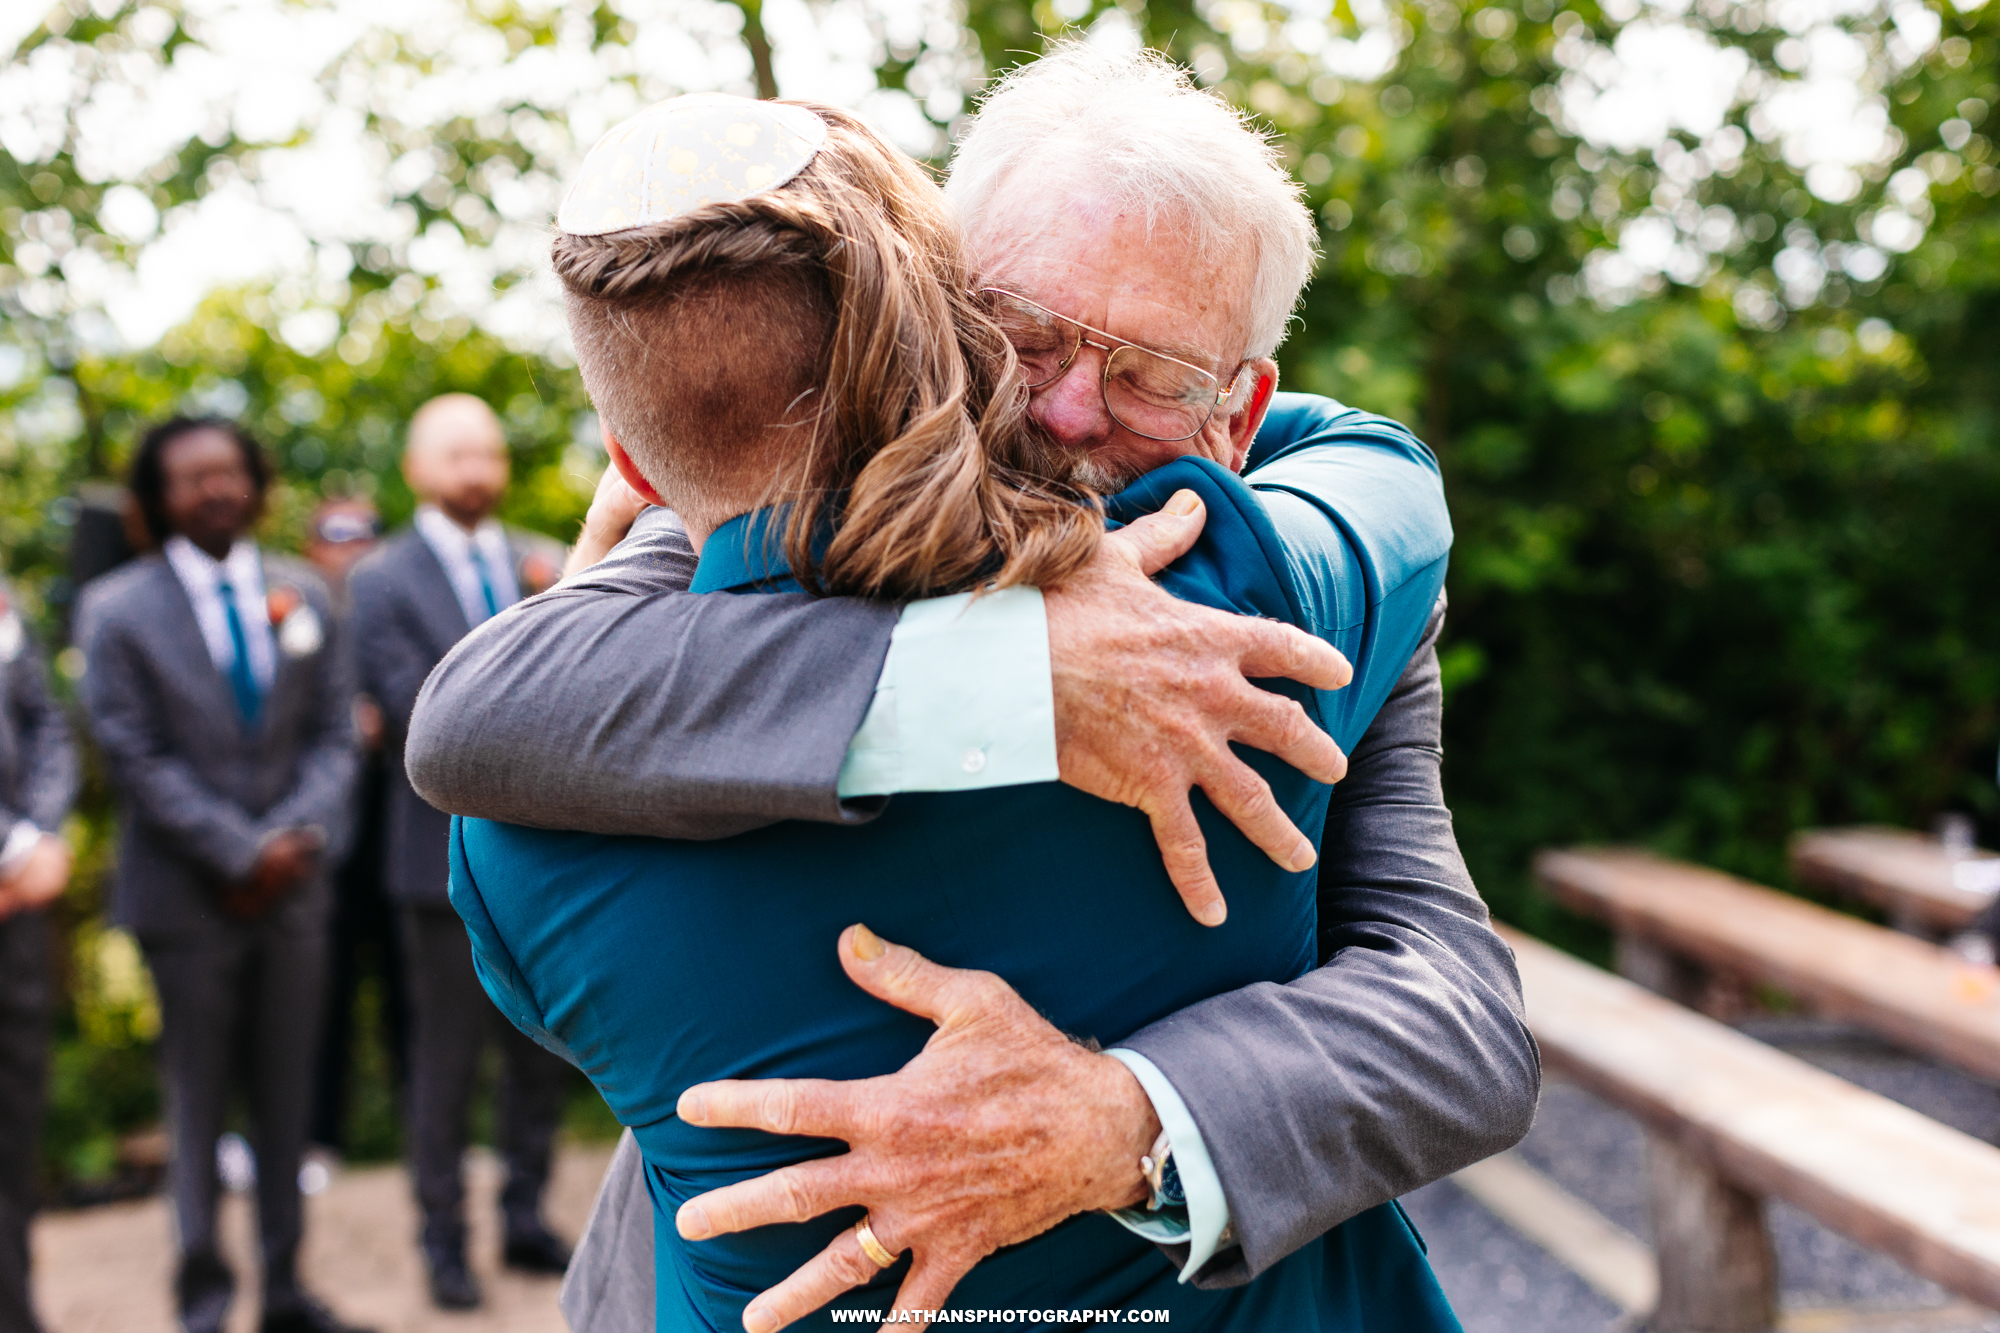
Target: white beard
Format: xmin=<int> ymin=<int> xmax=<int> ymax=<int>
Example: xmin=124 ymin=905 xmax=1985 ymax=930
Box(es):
xmin=1069 ymin=453 xmax=1145 ymax=493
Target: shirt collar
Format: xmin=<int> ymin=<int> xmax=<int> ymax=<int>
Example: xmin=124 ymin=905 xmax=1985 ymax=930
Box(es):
xmin=415 ymin=504 xmax=503 ymax=553
xmin=689 ymin=509 xmax=800 ymax=593
xmin=165 ymin=534 xmax=260 ymax=588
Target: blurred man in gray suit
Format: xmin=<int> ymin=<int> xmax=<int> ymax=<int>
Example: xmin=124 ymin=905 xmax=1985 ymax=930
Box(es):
xmin=346 ymin=394 xmax=568 ymax=1311
xmin=75 ymin=418 xmax=365 ymax=1333
xmin=0 ymin=577 xmax=79 ymax=1333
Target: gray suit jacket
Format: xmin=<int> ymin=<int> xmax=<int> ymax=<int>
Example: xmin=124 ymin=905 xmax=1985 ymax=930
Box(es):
xmin=349 ymin=525 xmax=563 ymax=905
xmin=75 ymin=553 xmax=356 ymax=935
xmin=0 ymin=581 xmax=79 ymax=851
xmin=410 ymin=510 xmax=1539 ymax=1296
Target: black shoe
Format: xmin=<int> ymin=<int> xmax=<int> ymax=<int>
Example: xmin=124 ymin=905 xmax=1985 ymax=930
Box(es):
xmin=177 ymin=1251 xmax=234 ymax=1333
xmin=425 ymin=1245 xmax=482 ymax=1311
xmin=259 ymin=1291 xmax=375 ymax=1333
xmin=503 ymin=1224 xmax=573 ymax=1275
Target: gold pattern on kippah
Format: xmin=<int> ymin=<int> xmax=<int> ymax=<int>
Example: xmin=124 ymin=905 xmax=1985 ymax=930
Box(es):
xmin=557 ymin=93 xmax=828 ymax=236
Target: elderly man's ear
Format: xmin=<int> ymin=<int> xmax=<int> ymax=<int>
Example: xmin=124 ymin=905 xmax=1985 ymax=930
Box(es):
xmin=1226 ymin=359 xmax=1281 ymax=473
xmin=602 ymin=426 xmax=668 ymax=508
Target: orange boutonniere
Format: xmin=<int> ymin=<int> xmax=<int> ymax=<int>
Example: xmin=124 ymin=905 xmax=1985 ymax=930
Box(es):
xmin=267 ymin=585 xmax=303 ymax=626
xmin=520 ymin=551 xmax=560 ymax=596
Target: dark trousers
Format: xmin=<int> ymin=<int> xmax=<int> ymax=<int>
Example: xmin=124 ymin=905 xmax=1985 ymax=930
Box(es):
xmin=0 ymin=911 xmax=51 ymax=1333
xmin=401 ymin=905 xmax=568 ymax=1253
xmin=141 ymin=917 xmax=327 ymax=1304
xmin=312 ymin=762 xmax=406 ymax=1151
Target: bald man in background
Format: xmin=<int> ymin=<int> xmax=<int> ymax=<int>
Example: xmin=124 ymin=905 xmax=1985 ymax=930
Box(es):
xmin=346 ymin=396 xmax=569 ymax=1310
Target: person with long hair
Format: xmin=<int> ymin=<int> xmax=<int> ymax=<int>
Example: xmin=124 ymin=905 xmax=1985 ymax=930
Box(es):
xmin=436 ymin=91 xmax=1467 ymax=1331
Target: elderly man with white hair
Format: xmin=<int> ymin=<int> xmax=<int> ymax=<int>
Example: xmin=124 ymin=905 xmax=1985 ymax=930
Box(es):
xmin=411 ymin=43 xmax=1536 ymax=1329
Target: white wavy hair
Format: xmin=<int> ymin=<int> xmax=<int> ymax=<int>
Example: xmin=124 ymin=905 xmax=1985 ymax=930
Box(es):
xmin=943 ymin=41 xmax=1319 ymax=360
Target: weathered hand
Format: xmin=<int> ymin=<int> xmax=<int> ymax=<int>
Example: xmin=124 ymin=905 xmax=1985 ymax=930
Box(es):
xmin=0 ymin=834 xmax=72 ymax=919
xmin=1045 ymin=488 xmax=1353 ymax=925
xmin=563 ymin=465 xmax=650 ymax=578
xmin=675 ymin=926 xmax=1160 ymax=1333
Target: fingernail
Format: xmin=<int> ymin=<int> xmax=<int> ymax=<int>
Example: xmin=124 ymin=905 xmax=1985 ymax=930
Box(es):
xmin=1197 ymin=900 xmax=1227 ymax=927
xmin=1166 ymin=489 xmax=1201 ymax=516
xmin=851 ymin=923 xmax=885 ymax=961
xmin=678 ymin=1202 xmax=711 ymax=1239
xmin=744 ymin=1305 xmax=780 ymax=1333
xmin=1290 ymin=840 xmax=1318 ymax=872
xmin=679 ymin=1089 xmax=708 ymax=1123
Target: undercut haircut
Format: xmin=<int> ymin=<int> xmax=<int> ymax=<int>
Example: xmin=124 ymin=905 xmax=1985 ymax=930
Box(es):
xmin=561 ymin=267 xmax=832 ymax=513
xmin=554 ymin=103 xmax=1102 ymax=600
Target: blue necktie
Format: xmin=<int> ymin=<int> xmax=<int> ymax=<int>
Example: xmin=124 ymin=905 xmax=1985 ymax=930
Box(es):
xmin=214 ymin=575 xmax=263 ymax=726
xmin=473 ymin=544 xmax=505 ymax=621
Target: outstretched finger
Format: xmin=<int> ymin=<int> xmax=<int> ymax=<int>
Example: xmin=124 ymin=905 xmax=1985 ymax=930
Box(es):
xmin=678 ymin=1076 xmax=861 ymax=1140
xmin=739 ymin=1221 xmax=897 ymax=1333
xmin=1145 ymin=795 xmax=1226 ymax=926
xmin=880 ymin=1251 xmax=979 ymax=1332
xmin=1101 ymin=489 xmax=1206 ymax=576
xmin=836 ymin=924 xmax=1026 ymax=1029
xmin=677 ymin=1156 xmax=861 ymax=1241
xmin=1233 ymin=619 xmax=1352 ymax=692
xmin=1229 ymin=688 xmax=1349 ymax=787
xmin=1194 ymin=753 xmax=1317 ymax=875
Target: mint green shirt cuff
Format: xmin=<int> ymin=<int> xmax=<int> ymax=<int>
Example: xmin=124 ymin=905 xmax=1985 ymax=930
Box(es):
xmin=835 ymin=587 xmax=1057 ymax=798
xmin=1104 ymin=1049 xmax=1233 ymax=1282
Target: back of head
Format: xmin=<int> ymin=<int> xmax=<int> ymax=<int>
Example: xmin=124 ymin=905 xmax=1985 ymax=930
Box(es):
xmin=945 ymin=42 xmax=1318 ymax=360
xmin=554 ymin=101 xmax=1100 ymax=599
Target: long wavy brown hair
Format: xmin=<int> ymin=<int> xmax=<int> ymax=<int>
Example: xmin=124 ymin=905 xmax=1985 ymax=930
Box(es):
xmin=553 ymin=103 xmax=1102 ymax=599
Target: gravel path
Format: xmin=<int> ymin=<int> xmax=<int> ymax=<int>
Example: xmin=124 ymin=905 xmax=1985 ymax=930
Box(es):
xmin=32 ymin=1144 xmax=614 ymax=1333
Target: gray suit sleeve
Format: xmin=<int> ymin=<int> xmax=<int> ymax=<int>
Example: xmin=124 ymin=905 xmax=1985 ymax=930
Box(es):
xmin=1118 ymin=597 xmax=1541 ymax=1288
xmin=77 ymin=609 xmax=264 ymax=880
xmin=348 ymin=559 xmax=437 ymax=747
xmin=260 ymin=587 xmax=359 ymax=846
xmin=406 ymin=563 xmax=899 ymax=840
xmin=2 ymin=624 xmax=79 ymax=839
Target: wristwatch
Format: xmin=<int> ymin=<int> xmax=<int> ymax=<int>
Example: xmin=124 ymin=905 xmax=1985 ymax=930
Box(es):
xmin=1139 ymin=1129 xmax=1186 ymax=1211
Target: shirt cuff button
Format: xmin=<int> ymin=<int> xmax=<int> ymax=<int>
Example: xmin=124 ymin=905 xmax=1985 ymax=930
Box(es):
xmin=961 ymin=748 xmax=987 ymax=774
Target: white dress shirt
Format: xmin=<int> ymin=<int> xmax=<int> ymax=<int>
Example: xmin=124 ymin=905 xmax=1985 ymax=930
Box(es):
xmin=414 ymin=505 xmax=519 ymax=629
xmin=163 ymin=535 xmax=277 ymax=692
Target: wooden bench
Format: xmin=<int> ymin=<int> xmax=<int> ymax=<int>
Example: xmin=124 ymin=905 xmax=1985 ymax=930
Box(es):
xmin=1504 ymin=925 xmax=2000 ymax=1331
xmin=1790 ymin=825 xmax=2000 ymax=938
xmin=1533 ymin=847 xmax=2000 ymax=1083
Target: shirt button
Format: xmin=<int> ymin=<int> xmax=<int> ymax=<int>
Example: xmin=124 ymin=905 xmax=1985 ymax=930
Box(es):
xmin=961 ymin=748 xmax=987 ymax=774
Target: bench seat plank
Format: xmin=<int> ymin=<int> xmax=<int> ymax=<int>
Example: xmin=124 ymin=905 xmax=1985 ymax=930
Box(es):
xmin=1535 ymin=848 xmax=2000 ymax=1083
xmin=1501 ymin=926 xmax=2000 ymax=1310
xmin=1790 ymin=826 xmax=1998 ymax=934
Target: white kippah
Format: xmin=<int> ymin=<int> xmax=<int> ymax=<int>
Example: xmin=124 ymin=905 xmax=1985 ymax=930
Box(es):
xmin=557 ymin=93 xmax=828 ymax=237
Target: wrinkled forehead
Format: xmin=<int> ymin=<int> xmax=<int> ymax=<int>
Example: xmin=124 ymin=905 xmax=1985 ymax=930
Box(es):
xmin=967 ymin=176 xmax=1255 ymax=369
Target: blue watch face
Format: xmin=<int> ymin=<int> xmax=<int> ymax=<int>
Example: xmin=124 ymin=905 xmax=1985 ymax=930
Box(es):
xmin=1158 ymin=1153 xmax=1187 ymax=1209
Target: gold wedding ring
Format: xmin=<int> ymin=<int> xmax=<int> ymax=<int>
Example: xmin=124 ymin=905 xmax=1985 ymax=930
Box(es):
xmin=853 ymin=1217 xmax=897 ymax=1269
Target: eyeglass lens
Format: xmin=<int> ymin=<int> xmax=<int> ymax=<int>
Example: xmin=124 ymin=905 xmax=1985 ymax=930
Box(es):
xmin=986 ymin=291 xmax=1220 ymax=442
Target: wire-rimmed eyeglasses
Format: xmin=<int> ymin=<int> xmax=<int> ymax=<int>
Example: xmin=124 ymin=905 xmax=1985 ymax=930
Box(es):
xmin=980 ymin=288 xmax=1242 ymax=443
